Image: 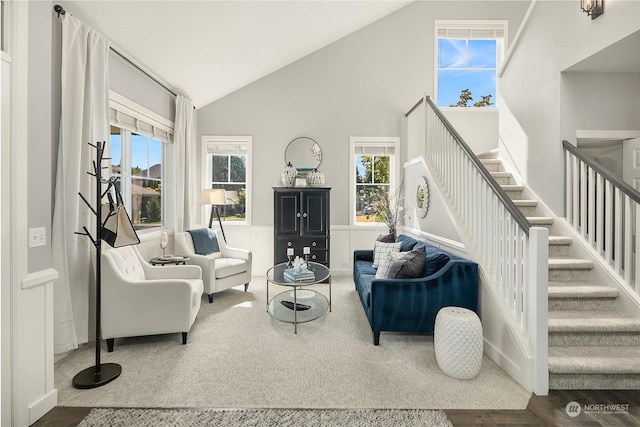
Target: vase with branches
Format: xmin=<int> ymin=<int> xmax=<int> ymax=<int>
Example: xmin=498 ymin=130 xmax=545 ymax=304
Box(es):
xmin=372 ymin=181 xmax=405 ymax=237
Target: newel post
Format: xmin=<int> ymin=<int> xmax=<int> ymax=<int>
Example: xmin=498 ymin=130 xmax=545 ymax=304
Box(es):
xmin=527 ymin=226 xmax=549 ymax=395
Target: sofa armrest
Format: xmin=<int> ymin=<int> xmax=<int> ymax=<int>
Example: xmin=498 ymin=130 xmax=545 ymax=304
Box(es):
xmin=369 ymin=260 xmax=478 ymax=332
xmin=354 ymin=250 xmax=373 ymax=262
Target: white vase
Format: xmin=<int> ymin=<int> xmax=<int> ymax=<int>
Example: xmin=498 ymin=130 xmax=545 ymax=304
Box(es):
xmin=306 ymin=168 xmax=325 ymax=187
xmin=281 ymin=162 xmax=297 ymax=187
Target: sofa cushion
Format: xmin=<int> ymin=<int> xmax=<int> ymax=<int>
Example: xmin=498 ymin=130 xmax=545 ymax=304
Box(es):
xmin=423 ymin=251 xmax=450 ymax=277
xmin=375 ymin=251 xmax=404 ymax=279
xmin=372 ymin=241 xmax=401 ymax=268
xmin=388 ymin=246 xmax=426 ymax=279
xmin=354 ymin=260 xmax=376 ymax=278
xmin=395 ymin=234 xmax=418 ymax=252
xmin=376 ymin=233 xmax=395 ymax=243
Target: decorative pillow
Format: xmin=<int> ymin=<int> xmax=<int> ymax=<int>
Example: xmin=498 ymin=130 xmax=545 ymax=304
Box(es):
xmin=388 ymin=246 xmax=426 ymax=279
xmin=375 ymin=252 xmax=404 ymax=279
xmin=395 ymin=234 xmax=418 ymax=252
xmin=372 ymin=241 xmax=401 ymax=268
xmin=376 ymin=233 xmax=395 ymax=243
xmin=423 ymin=252 xmax=450 ymax=277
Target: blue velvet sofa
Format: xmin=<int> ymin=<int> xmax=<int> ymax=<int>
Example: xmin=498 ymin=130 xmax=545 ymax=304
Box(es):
xmin=353 ymin=234 xmax=479 ymax=345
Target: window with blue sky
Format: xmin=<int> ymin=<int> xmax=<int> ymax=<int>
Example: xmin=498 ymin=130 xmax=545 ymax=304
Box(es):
xmin=435 ymin=21 xmax=506 ymax=108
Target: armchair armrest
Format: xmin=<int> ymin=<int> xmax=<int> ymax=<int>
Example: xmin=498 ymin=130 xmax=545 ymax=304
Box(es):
xmin=143 ymin=264 xmax=202 ymax=280
xmin=221 ymin=246 xmax=251 ymax=261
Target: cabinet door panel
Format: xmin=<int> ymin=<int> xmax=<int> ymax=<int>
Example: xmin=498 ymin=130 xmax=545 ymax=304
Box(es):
xmin=275 ymin=192 xmax=300 ymax=236
xmin=302 ymin=192 xmax=328 ymax=236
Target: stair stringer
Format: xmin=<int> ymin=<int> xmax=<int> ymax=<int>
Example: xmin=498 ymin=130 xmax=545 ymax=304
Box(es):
xmin=411 ymin=156 xmax=540 ymax=393
xmin=493 ymin=152 xmax=640 ymax=317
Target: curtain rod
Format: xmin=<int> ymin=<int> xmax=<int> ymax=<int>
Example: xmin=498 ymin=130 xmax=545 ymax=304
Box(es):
xmin=53 ymin=4 xmax=178 ymax=98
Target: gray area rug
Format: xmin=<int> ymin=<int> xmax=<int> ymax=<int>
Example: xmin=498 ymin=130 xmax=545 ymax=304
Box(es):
xmin=78 ymin=408 xmax=454 ymax=427
xmin=55 ymin=274 xmax=531 ymax=409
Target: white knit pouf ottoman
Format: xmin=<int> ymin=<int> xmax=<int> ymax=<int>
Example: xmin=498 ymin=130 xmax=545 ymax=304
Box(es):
xmin=433 ymin=306 xmax=483 ymax=380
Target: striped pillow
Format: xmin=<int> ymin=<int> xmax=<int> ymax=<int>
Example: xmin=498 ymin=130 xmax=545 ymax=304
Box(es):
xmin=372 ymin=241 xmax=401 ymax=268
xmin=375 ymin=251 xmax=404 ymax=279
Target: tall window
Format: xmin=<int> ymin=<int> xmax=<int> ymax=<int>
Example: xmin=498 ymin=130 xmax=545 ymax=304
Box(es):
xmin=110 ymin=127 xmax=164 ymax=230
xmin=202 ymin=136 xmax=252 ymax=224
xmin=435 ymin=21 xmax=506 ymax=108
xmin=109 ymin=92 xmax=173 ymax=231
xmin=350 ymin=137 xmax=399 ymax=225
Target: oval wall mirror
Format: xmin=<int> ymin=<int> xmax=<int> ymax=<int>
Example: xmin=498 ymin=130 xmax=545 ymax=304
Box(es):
xmin=417 ymin=175 xmax=429 ymax=218
xmin=284 ymin=137 xmax=322 ymax=173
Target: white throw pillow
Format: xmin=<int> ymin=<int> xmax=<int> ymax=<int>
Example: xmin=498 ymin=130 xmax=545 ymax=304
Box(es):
xmin=372 ymin=241 xmax=401 ymax=268
xmin=375 ymin=251 xmax=404 ymax=279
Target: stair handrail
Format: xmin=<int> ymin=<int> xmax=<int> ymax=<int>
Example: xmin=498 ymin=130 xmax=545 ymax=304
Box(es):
xmin=424 ymin=96 xmax=531 ymax=234
xmin=563 ymin=140 xmax=640 ymax=204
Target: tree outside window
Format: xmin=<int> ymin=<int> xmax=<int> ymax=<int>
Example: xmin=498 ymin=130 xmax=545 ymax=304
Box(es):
xmin=208 ymin=154 xmax=246 ymax=221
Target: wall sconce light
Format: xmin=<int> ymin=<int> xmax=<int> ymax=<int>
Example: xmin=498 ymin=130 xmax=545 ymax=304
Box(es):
xmin=581 ymin=0 xmax=604 ymax=19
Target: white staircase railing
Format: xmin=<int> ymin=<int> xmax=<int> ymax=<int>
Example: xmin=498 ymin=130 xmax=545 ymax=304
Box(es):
xmin=564 ymin=140 xmax=640 ymax=295
xmin=407 ymin=96 xmax=549 ymax=394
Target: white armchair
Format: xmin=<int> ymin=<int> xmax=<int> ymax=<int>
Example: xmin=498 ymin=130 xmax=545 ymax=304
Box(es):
xmin=175 ymin=229 xmax=252 ymax=303
xmin=101 ymin=245 xmax=203 ymax=352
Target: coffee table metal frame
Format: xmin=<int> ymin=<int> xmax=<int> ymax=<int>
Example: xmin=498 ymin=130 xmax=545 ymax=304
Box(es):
xmin=266 ymin=261 xmax=331 ymax=334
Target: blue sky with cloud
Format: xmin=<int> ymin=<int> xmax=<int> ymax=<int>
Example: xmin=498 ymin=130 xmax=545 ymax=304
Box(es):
xmin=437 ymin=38 xmax=497 ymax=107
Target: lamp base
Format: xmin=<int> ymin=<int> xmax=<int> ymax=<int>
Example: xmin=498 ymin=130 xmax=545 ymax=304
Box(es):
xmin=72 ymin=363 xmax=122 ymax=389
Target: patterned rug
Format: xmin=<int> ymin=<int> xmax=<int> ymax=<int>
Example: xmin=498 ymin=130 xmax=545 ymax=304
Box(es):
xmin=77 ymin=408 xmax=453 ymax=427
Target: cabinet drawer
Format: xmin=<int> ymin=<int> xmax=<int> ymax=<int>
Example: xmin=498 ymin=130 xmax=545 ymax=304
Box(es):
xmin=297 ymin=238 xmax=328 ymax=250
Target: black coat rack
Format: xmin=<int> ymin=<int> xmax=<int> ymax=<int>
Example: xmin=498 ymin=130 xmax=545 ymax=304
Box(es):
xmin=72 ymin=141 xmax=121 ymax=389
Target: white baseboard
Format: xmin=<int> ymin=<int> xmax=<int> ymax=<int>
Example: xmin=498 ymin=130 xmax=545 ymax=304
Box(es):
xmin=28 ymin=389 xmax=58 ymax=425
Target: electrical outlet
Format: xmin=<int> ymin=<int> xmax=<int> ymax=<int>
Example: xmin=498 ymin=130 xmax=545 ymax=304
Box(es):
xmin=29 ymin=227 xmax=47 ymax=248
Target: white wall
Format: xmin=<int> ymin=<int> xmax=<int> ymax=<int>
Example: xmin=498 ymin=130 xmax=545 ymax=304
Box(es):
xmin=500 ymin=1 xmax=640 ymax=215
xmin=442 ymin=108 xmax=499 ymax=155
xmin=197 ymin=1 xmax=528 ymax=227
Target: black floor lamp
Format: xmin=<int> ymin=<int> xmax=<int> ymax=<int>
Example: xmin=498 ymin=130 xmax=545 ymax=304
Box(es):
xmin=201 ymin=188 xmax=227 ymax=243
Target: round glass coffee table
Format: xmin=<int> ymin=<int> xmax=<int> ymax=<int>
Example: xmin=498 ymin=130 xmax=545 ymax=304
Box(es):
xmin=266 ymin=261 xmax=331 ymax=334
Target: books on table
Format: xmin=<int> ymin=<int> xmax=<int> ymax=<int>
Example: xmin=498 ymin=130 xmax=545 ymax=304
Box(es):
xmin=284 ymin=268 xmax=315 ymax=283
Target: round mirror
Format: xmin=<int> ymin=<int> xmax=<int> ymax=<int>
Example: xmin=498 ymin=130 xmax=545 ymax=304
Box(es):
xmin=417 ymin=175 xmax=429 ymax=218
xmin=284 ymin=137 xmax=322 ymax=174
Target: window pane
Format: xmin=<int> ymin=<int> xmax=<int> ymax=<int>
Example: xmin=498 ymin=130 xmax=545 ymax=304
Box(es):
xmin=355 ymin=184 xmax=389 ymax=223
xmin=438 ymin=69 xmax=496 ymax=107
xmin=468 ymin=39 xmax=496 ymax=68
xmin=131 ymin=133 xmax=149 ymax=177
xmin=373 ymin=156 xmax=390 ymax=184
xmin=438 ymin=38 xmax=466 ymax=68
xmin=230 ymin=155 xmax=246 ymax=183
xmin=131 ymin=177 xmax=162 ymax=230
xmin=110 ymin=126 xmax=122 ymax=176
xmin=211 ymin=183 xmax=245 ymax=221
xmin=212 ymin=155 xmax=229 ymax=182
xmin=355 ymin=155 xmax=373 ymax=184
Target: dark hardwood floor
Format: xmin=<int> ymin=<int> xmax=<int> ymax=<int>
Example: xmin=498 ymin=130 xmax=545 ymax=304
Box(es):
xmin=31 ymin=390 xmax=639 ymax=427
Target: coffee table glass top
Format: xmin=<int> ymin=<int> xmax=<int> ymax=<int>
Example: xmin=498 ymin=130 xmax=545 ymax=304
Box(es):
xmin=266 ymin=261 xmax=330 ymax=286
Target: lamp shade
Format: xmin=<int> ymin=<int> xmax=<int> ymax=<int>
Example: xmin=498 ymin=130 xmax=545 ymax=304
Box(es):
xmin=200 ymin=189 xmax=227 ymax=205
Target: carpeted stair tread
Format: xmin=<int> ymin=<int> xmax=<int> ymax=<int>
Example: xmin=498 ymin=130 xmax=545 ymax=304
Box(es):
xmin=548 ymin=285 xmax=619 ymax=299
xmin=500 ymin=184 xmax=524 ymax=191
xmin=549 ymin=346 xmax=640 ymax=374
xmin=477 ymin=149 xmax=499 ymax=159
xmin=512 ymin=199 xmax=537 ymax=207
xmin=548 ymin=258 xmax=593 ymax=269
xmin=548 ymin=311 xmax=640 ymax=332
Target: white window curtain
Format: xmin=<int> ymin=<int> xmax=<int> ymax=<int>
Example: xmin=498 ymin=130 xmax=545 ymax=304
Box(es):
xmin=51 ymin=14 xmax=110 ymax=353
xmin=175 ymin=95 xmax=195 ymax=231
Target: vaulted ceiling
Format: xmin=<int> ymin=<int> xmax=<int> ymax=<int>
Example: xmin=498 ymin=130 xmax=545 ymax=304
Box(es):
xmin=60 ymin=0 xmax=412 ymax=108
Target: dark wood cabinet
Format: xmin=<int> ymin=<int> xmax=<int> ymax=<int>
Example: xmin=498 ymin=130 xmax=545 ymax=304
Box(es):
xmin=274 ymin=187 xmax=330 ymax=266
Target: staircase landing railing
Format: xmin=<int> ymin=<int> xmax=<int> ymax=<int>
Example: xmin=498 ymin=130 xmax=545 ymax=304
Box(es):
xmin=407 ymin=96 xmax=549 ymax=394
xmin=564 ymin=140 xmax=640 ymax=296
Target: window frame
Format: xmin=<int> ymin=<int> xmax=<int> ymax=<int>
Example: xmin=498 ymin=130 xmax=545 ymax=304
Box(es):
xmin=109 ymin=91 xmax=174 ymax=234
xmin=349 ymin=136 xmax=400 ymax=227
xmin=201 ymin=135 xmax=252 ymax=226
xmin=434 ymin=20 xmax=507 ymax=109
